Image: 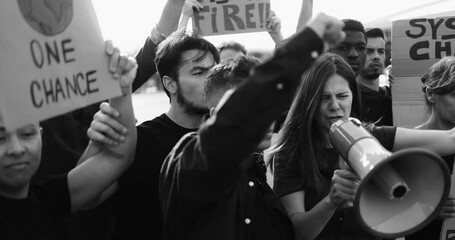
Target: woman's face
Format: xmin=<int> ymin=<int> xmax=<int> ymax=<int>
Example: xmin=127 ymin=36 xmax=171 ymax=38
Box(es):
xmin=433 ymin=89 xmax=455 ymax=127
xmin=316 ymin=74 xmax=353 ymax=133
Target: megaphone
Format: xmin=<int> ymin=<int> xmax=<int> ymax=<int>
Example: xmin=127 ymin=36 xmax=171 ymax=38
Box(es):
xmin=329 ymin=118 xmax=450 ymax=238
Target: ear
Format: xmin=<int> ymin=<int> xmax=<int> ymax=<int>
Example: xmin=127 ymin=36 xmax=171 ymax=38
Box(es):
xmin=425 ymin=87 xmax=435 ymax=103
xmin=163 ymin=75 xmax=177 ymax=94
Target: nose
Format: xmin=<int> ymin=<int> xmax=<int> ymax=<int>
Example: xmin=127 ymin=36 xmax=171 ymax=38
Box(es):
xmin=6 ymin=135 xmax=26 ymax=157
xmin=347 ymin=47 xmax=358 ymax=58
xmin=372 ymin=51 xmax=380 ymax=60
xmin=329 ymin=97 xmax=341 ymax=111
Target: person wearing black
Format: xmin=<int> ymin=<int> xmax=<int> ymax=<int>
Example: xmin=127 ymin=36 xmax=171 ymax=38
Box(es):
xmin=356 ymin=27 xmax=393 ymax=126
xmin=114 ymin=28 xmax=219 ymax=239
xmin=0 ymin=42 xmax=137 ymax=240
xmin=159 ymin=12 xmax=345 ymax=240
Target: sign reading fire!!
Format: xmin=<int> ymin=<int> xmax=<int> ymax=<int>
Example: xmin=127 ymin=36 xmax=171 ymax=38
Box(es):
xmin=192 ymin=0 xmax=271 ymax=36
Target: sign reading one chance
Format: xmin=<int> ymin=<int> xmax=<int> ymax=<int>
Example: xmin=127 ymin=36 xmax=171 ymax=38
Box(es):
xmin=193 ymin=0 xmax=271 ymax=36
xmin=0 ymin=0 xmax=121 ymax=130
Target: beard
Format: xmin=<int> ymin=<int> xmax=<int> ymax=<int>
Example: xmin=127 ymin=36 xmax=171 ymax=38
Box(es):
xmin=360 ymin=67 xmax=382 ymax=80
xmin=176 ymin=87 xmax=209 ymax=116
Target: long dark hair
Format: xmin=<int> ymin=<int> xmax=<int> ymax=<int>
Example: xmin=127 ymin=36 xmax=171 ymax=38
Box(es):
xmin=267 ymin=53 xmax=362 ymax=191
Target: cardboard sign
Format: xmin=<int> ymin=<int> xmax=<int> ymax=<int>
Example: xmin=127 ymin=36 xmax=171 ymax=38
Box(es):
xmin=192 ymin=0 xmax=270 ymax=36
xmin=0 ymin=0 xmax=121 ymax=130
xmin=391 ymin=16 xmax=455 ymax=127
xmin=392 ymin=16 xmax=455 ymax=76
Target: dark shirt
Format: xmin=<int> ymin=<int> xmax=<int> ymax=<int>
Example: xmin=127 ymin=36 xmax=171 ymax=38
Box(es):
xmin=115 ymin=113 xmax=197 ymax=240
xmin=273 ymin=126 xmax=397 ymax=240
xmin=359 ymin=85 xmax=393 ymax=126
xmin=0 ymin=174 xmax=71 ymax=240
xmin=159 ymin=27 xmax=324 ymax=240
xmin=35 ymin=36 xmax=159 ymax=240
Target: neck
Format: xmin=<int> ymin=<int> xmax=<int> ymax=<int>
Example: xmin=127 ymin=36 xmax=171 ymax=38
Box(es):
xmin=0 ymin=184 xmax=29 ymax=199
xmin=166 ymin=102 xmax=204 ymax=129
xmin=416 ymin=112 xmax=453 ymax=130
xmin=357 ymin=76 xmax=379 ymax=91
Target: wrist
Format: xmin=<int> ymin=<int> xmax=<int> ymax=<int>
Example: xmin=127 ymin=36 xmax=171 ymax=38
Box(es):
xmin=150 ymin=24 xmax=167 ymax=45
xmin=324 ymin=196 xmax=338 ymax=210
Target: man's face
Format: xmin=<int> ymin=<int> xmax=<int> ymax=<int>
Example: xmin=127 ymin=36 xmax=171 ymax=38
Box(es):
xmin=176 ymin=49 xmax=216 ymax=115
xmin=332 ymin=31 xmax=367 ymax=77
xmin=360 ymin=37 xmax=386 ymax=80
xmin=0 ymin=113 xmax=41 ymax=198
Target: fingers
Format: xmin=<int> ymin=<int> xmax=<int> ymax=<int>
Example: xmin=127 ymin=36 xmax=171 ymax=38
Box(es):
xmin=329 ymin=169 xmax=359 ymax=208
xmin=87 ymin=102 xmax=128 ymax=146
xmin=439 ymin=199 xmax=455 ymax=219
xmin=119 ymin=56 xmax=138 ymax=93
xmin=87 ymin=121 xmax=124 ymax=146
xmin=307 ymin=12 xmax=345 ymax=51
xmin=97 ymin=102 xmax=127 ymax=134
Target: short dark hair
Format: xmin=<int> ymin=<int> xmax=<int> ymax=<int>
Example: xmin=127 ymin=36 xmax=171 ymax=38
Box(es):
xmin=342 ymin=19 xmax=366 ymax=41
xmin=204 ymin=55 xmax=261 ymax=101
xmin=365 ymin=27 xmax=385 ymax=40
xmin=218 ymin=41 xmax=247 ymax=55
xmin=154 ymin=29 xmax=220 ymax=98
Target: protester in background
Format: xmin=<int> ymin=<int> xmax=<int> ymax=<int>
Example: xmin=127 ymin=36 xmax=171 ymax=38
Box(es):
xmin=158 ymin=12 xmax=345 ymax=240
xmin=406 ymin=56 xmax=455 ymax=240
xmin=330 ymin=19 xmax=367 ymax=78
xmin=218 ymin=40 xmax=248 ymax=62
xmin=267 ymin=52 xmax=455 ymax=240
xmin=0 ymin=42 xmax=137 ymax=240
xmin=357 ymin=27 xmax=393 ymax=126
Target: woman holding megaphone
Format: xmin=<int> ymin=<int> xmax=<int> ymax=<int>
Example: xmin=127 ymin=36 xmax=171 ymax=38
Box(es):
xmin=266 ymin=52 xmax=455 ymax=240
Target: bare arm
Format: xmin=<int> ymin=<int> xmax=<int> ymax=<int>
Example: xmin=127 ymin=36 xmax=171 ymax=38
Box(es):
xmin=178 ymin=0 xmax=203 ymax=31
xmin=393 ymin=127 xmax=455 ymax=156
xmin=68 ymin=44 xmax=138 ymax=213
xmin=296 ymin=0 xmax=313 ymax=32
xmin=266 ymin=10 xmax=284 ymax=45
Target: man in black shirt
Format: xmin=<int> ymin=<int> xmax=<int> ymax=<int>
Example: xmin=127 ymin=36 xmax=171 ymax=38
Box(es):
xmin=356 ymin=27 xmax=393 ymax=126
xmin=115 ymin=28 xmax=220 ymax=239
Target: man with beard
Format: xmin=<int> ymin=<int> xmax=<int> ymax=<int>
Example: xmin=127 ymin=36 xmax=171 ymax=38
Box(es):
xmin=114 ymin=29 xmax=219 ymax=239
xmin=356 ymin=27 xmax=393 ymax=126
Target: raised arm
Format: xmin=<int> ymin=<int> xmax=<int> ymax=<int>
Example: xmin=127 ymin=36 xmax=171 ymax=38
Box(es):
xmin=266 ymin=10 xmax=284 ymax=45
xmin=200 ymin=13 xmax=345 ymax=173
xmin=296 ymin=0 xmax=313 ymax=32
xmin=67 ymin=42 xmax=138 ymax=213
xmin=133 ymin=0 xmax=185 ymax=91
xmin=178 ymin=0 xmax=203 ymax=31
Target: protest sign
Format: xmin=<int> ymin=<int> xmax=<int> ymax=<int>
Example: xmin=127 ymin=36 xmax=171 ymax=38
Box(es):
xmin=0 ymin=0 xmax=121 ymax=130
xmin=192 ymin=0 xmax=270 ymax=36
xmin=391 ymin=16 xmax=455 ymax=128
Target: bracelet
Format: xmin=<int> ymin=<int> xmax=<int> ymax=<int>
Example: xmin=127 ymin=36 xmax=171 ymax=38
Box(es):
xmin=150 ymin=24 xmax=167 ymax=44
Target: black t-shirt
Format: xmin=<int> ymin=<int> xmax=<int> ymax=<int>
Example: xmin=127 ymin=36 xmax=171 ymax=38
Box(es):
xmin=115 ymin=113 xmax=197 ymax=240
xmin=0 ymin=174 xmax=71 ymax=240
xmin=360 ymin=85 xmax=393 ymax=126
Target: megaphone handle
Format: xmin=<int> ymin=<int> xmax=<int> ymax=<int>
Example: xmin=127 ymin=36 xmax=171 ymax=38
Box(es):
xmin=440 ymin=157 xmax=455 ymax=240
